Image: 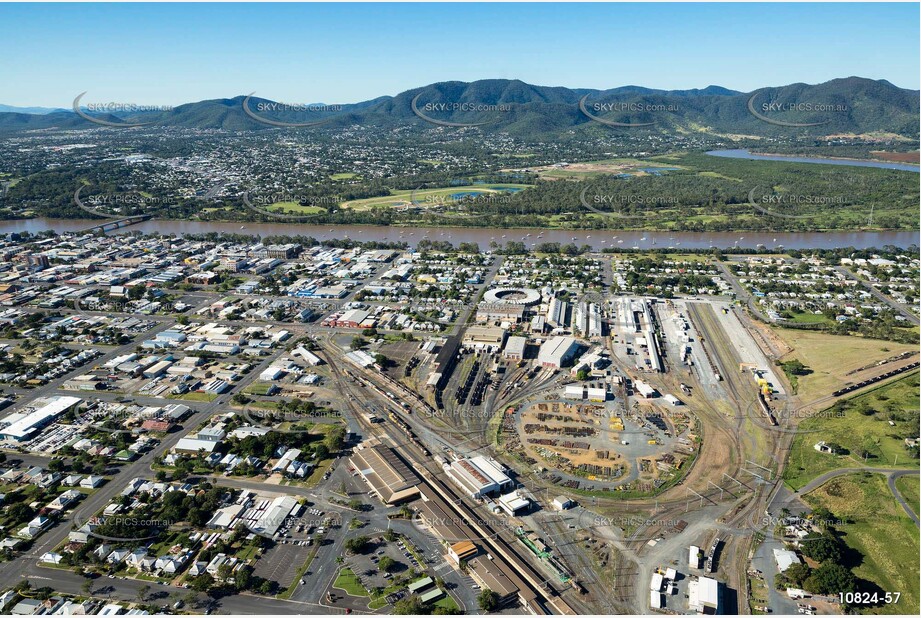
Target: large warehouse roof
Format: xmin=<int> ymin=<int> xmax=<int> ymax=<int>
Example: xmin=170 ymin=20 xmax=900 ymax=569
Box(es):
xmin=0 ymin=396 xmax=81 ymax=441
xmin=350 ymin=444 xmax=420 ymax=504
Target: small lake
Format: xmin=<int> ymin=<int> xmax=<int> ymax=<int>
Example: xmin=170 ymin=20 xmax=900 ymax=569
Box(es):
xmin=706 ymin=149 xmax=920 ymax=172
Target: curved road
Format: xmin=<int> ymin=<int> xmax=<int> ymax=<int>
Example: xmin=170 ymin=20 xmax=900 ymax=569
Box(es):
xmin=785 ymin=466 xmax=920 ymax=526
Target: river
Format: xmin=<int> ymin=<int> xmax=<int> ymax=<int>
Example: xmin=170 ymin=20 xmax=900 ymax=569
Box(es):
xmin=2 ymin=218 xmax=918 ymax=250
xmin=706 ymin=149 xmax=921 ymax=172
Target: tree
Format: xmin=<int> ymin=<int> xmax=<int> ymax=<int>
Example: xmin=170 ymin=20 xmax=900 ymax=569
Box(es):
xmin=477 ymin=589 xmax=500 ymax=611
xmin=189 ymin=574 xmax=216 ymax=593
xmin=137 ymin=584 xmax=151 ymax=602
xmin=378 ymin=556 xmax=396 ymax=573
xmin=804 ymin=563 xmax=857 ymax=595
xmin=800 ymin=534 xmax=843 ymax=564
xmin=781 ymin=563 xmax=812 ymax=588
xmin=393 ymin=595 xmax=425 ymax=615
xmin=344 ymin=536 xmax=369 ymax=554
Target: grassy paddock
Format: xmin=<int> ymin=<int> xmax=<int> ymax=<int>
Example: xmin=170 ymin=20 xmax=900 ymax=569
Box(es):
xmin=784 ymin=372 xmax=920 ymax=490
xmin=773 ymin=328 xmax=917 ymax=401
xmin=803 ymin=473 xmax=919 ymax=615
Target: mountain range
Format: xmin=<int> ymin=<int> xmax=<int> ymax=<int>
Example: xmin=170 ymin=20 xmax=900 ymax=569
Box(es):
xmin=1 ymin=77 xmax=917 ymax=139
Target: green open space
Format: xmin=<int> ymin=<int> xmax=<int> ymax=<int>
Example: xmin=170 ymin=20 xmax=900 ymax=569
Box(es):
xmin=803 ymin=472 xmax=919 ymax=614
xmin=895 ymin=476 xmax=920 ymax=517
xmin=784 ymin=372 xmax=920 ymax=490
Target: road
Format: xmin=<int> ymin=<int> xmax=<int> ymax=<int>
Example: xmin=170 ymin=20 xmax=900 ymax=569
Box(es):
xmin=782 ymin=466 xmax=921 ymax=527
xmin=833 ymin=265 xmax=920 ymax=326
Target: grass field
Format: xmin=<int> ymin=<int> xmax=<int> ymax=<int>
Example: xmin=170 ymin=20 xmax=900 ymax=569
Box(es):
xmin=265 ymin=202 xmax=326 ymax=214
xmin=534 ymin=157 xmax=684 ymax=180
xmin=785 ymin=311 xmax=835 ymax=326
xmin=784 ymin=372 xmax=920 ymax=490
xmin=773 ymin=328 xmax=918 ymax=401
xmin=330 ymin=173 xmax=358 ymax=180
xmin=895 ymin=475 xmax=920 ymax=517
xmin=610 ymin=251 xmax=715 ymax=263
xmin=340 ymin=184 xmax=530 ymax=211
xmin=803 ymin=472 xmax=920 ymax=615
xmin=431 ymin=594 xmax=460 ymax=612
xmin=333 ymin=568 xmax=368 ymax=597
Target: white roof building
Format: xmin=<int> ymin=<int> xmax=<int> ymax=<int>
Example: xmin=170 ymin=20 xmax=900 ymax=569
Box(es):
xmin=688 ymin=576 xmax=720 ymax=614
xmin=0 ymin=396 xmax=82 ymax=442
xmin=537 ymin=336 xmax=579 ymax=369
xmin=773 ymin=548 xmax=801 ymax=573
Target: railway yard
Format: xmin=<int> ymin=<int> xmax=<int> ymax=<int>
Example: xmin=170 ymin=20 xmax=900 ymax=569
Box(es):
xmin=0 ymin=233 xmax=918 ymax=615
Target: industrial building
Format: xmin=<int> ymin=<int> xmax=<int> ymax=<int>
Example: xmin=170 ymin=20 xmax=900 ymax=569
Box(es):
xmin=634 ymin=379 xmax=658 ymax=398
xmin=468 ymin=556 xmax=519 ymax=606
xmin=552 ymin=496 xmax=574 ymax=511
xmin=475 ymin=304 xmax=527 ymax=324
xmin=773 ymin=548 xmax=801 ymax=573
xmin=573 ymin=301 xmax=603 ymax=338
xmin=563 ymin=385 xmax=608 ymax=401
xmin=689 ymin=545 xmax=702 ymax=569
xmin=461 ymin=326 xmax=507 ymax=352
xmin=447 ymin=456 xmax=513 ymax=498
xmin=614 ymin=297 xmax=663 ymax=372
xmin=496 ymin=490 xmax=530 ymax=516
xmin=537 ymin=336 xmax=580 ymax=369
xmin=545 ymin=297 xmax=569 ymax=328
xmin=350 ymin=443 xmax=421 ymax=505
xmin=427 ymin=335 xmax=460 ymax=390
xmin=688 ymin=576 xmax=720 ymax=614
xmin=503 ymin=336 xmax=528 ymax=360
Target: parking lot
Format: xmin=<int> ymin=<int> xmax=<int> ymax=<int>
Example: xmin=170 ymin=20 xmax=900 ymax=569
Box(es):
xmin=252 ymin=542 xmax=314 ymax=588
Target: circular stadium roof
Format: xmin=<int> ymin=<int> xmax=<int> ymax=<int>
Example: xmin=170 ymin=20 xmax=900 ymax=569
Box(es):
xmin=483 ymin=287 xmax=542 ymax=306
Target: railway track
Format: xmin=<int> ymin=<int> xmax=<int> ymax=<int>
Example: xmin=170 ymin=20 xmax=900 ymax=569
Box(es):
xmin=317 ymin=339 xmax=580 ymax=614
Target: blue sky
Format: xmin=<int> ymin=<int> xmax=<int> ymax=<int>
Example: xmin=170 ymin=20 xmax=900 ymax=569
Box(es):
xmin=1 ymin=2 xmax=918 ymax=107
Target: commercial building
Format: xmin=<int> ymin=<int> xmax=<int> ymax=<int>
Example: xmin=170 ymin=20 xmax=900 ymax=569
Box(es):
xmin=335 ymin=309 xmax=371 ymax=328
xmin=350 ymin=443 xmax=421 ymax=505
xmin=537 ymin=336 xmax=580 ymax=369
xmin=0 ymin=396 xmax=82 ymax=442
xmin=173 ymin=437 xmax=220 ymax=455
xmin=447 ymin=541 xmax=478 ymax=565
xmin=251 ymin=496 xmax=299 ymax=537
